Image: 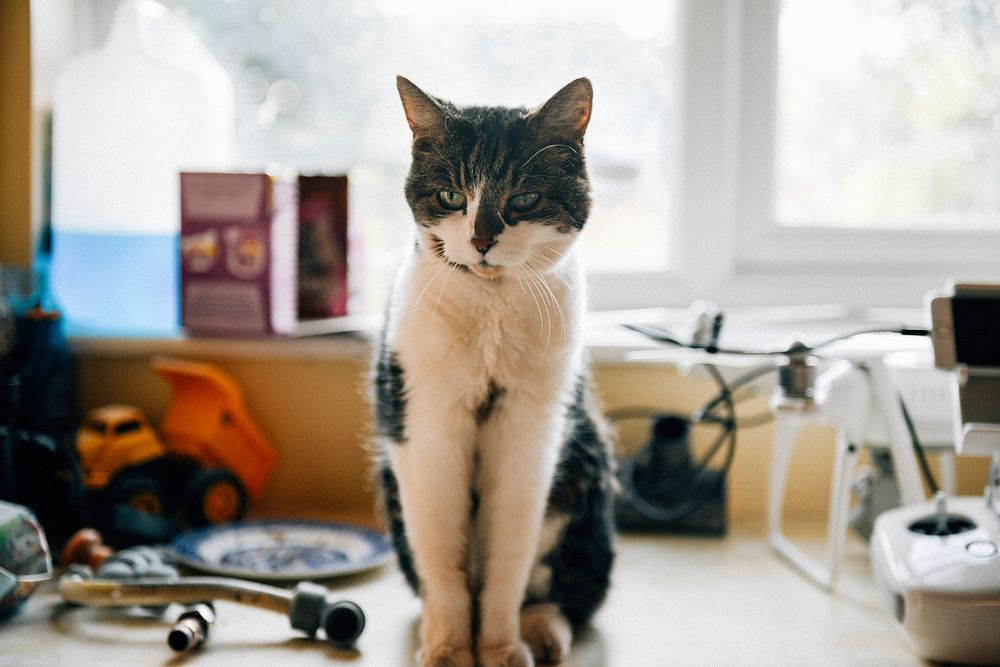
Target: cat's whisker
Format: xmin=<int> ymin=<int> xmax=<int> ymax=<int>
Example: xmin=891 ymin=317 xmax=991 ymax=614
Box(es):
xmin=524 ymin=267 xmax=553 ymax=352
xmin=532 ymin=249 xmax=555 ymax=270
xmin=522 ymin=143 xmax=578 ymax=170
xmin=402 ymin=266 xmax=433 ymax=331
xmin=514 ymin=270 xmax=528 ymax=296
xmin=533 ymin=254 xmax=574 ymax=293
xmin=526 ymin=261 xmax=565 ymax=344
xmin=537 ymin=272 xmax=566 ymax=343
xmin=518 ymin=265 xmax=547 ymax=344
xmin=537 ymin=245 xmax=572 ymax=273
xmin=431 ymin=260 xmax=460 ymax=323
xmin=407 ymin=258 xmax=448 ymax=331
xmin=538 ymin=245 xmax=566 ymax=260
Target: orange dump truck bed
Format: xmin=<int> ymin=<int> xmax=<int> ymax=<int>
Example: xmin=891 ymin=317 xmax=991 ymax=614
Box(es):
xmin=151 ymin=356 xmax=276 ymax=499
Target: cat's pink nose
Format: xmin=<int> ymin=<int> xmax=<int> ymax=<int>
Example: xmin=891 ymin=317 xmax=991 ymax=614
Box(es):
xmin=472 ymin=237 xmax=497 ymax=255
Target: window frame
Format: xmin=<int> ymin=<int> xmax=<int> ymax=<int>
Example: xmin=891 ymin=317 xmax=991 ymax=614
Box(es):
xmin=589 ymin=0 xmax=1000 ymax=313
xmin=63 ymin=0 xmax=1000 ymax=315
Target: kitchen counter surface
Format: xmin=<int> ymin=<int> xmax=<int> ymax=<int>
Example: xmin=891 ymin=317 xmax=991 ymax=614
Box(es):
xmin=0 ymin=519 xmax=922 ymax=666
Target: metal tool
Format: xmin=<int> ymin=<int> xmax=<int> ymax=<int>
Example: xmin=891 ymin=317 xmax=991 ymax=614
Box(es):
xmin=59 ymin=568 xmax=365 ymax=648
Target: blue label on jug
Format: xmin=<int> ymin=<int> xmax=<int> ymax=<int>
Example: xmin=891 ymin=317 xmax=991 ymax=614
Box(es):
xmin=50 ymin=230 xmax=181 ymax=337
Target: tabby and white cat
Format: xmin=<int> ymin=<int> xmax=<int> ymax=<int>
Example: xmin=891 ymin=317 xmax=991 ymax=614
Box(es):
xmin=374 ymin=77 xmax=615 ymax=667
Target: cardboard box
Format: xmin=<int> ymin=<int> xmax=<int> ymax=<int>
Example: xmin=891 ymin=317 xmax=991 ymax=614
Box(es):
xmin=180 ymin=172 xmax=297 ymax=336
xmin=297 ymin=175 xmax=349 ymax=319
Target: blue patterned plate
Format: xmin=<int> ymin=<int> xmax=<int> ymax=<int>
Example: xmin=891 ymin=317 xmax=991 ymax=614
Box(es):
xmin=169 ymin=520 xmax=392 ymax=580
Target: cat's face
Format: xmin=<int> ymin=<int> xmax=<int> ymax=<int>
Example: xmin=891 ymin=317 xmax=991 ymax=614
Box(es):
xmin=398 ymin=77 xmax=592 ymax=279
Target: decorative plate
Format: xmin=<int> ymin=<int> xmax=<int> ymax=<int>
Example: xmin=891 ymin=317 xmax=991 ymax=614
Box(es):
xmin=169 ymin=520 xmax=393 ymax=581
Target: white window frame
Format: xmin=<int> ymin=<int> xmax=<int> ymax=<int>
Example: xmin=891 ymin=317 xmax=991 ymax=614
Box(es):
xmin=65 ymin=0 xmax=1000 ymax=314
xmin=589 ymin=0 xmax=1000 ymax=313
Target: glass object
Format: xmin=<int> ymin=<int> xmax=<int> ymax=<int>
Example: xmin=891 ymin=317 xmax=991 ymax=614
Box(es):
xmin=51 ymin=0 xmax=233 ymax=335
xmin=0 ymin=266 xmax=43 ymax=316
xmin=0 ymin=266 xmax=44 ymax=360
xmin=776 ymin=0 xmax=1000 ymax=230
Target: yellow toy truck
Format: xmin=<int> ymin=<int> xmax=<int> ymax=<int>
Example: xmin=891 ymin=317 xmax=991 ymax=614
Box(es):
xmin=76 ymin=356 xmax=276 ymax=527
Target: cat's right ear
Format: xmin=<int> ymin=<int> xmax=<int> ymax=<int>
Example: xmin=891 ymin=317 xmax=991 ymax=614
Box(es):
xmin=397 ymin=76 xmax=446 ymax=137
xmin=529 ymin=78 xmax=593 ymax=144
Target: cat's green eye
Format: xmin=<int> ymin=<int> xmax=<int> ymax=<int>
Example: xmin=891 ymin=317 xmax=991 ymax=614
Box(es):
xmin=508 ymin=192 xmax=541 ymax=212
xmin=437 ymin=190 xmax=467 ymax=210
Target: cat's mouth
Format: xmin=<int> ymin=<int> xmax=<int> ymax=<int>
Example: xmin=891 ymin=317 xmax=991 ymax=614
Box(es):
xmin=428 ymin=233 xmax=503 ymax=278
xmin=469 ymin=261 xmax=504 ymax=279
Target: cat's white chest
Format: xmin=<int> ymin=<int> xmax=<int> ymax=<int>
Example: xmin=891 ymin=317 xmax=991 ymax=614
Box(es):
xmin=388 ymin=248 xmax=582 ymax=410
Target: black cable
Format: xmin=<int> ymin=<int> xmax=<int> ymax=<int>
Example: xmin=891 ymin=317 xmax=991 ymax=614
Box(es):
xmin=694 ymin=363 xmax=778 ymax=419
xmin=617 ymin=364 xmax=737 ymax=523
xmin=606 ymin=406 xmax=676 ymax=422
xmin=625 ymin=322 xmax=929 ymax=357
xmin=704 ymin=365 xmax=738 ymax=463
xmin=608 ymin=363 xmax=776 ymax=426
xmin=806 ymin=326 xmax=929 ymax=352
xmin=704 ymin=364 xmax=737 ymax=473
xmin=620 ymin=314 xmax=935 ymax=524
xmin=609 ymin=407 xmax=729 ymax=496
xmin=610 ymin=379 xmax=747 ymax=488
xmin=609 ymin=400 xmax=772 ymax=431
xmin=898 ymin=394 xmax=940 ymax=495
xmin=617 ymin=314 xmax=933 ymax=524
xmin=618 ymin=427 xmax=729 ymax=503
xmin=611 ymin=359 xmax=775 ymax=511
xmin=698 ymin=411 xmax=774 ymax=429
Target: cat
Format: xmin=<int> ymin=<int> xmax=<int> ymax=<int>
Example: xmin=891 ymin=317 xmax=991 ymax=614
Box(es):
xmin=374 ymin=76 xmax=615 ymax=667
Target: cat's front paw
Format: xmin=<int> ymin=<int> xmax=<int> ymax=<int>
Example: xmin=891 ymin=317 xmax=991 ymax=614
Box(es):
xmin=416 ymin=645 xmax=475 ymax=667
xmin=477 ymin=641 xmax=534 ymax=667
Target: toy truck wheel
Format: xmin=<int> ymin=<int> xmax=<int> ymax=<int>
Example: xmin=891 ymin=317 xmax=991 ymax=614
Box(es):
xmin=106 ymin=472 xmax=168 ymax=516
xmin=184 ymin=468 xmax=247 ymax=525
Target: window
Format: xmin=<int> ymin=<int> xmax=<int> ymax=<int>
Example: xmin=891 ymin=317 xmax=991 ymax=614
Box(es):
xmin=731 ymin=0 xmax=1000 ymax=308
xmin=776 ymin=0 xmax=1000 ymax=231
xmin=67 ymin=0 xmax=1000 ymax=314
xmin=165 ymin=0 xmax=680 ymax=309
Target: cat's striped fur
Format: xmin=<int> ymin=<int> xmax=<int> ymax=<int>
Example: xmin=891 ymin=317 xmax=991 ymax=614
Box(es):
xmin=373 ymin=77 xmax=615 ymax=667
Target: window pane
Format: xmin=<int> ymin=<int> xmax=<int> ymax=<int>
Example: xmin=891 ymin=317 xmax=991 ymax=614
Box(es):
xmin=169 ymin=0 xmax=678 ymax=293
xmin=777 ymin=0 xmax=1000 ymax=230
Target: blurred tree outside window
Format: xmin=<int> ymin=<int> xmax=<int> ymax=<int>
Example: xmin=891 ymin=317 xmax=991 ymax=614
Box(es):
xmin=777 ymin=0 xmax=1000 ymax=231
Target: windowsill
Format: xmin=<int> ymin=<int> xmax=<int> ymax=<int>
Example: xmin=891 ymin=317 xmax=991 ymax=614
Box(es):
xmin=67 ymin=330 xmax=374 ymax=361
xmin=66 ymin=305 xmax=927 ymax=365
xmin=66 ymin=326 xmax=647 ymax=364
xmin=65 ymin=311 xmax=663 ymax=364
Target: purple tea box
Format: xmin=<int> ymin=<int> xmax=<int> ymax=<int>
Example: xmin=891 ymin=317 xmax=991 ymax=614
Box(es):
xmin=180 ymin=171 xmax=297 ymax=336
xmin=297 ymin=175 xmax=349 ymax=319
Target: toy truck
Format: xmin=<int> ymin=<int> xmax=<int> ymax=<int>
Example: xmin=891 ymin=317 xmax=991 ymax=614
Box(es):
xmin=76 ymin=356 xmax=276 ymax=527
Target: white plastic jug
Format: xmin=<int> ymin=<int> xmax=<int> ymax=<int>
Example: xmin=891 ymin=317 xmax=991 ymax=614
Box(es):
xmin=51 ymin=0 xmax=233 ymax=335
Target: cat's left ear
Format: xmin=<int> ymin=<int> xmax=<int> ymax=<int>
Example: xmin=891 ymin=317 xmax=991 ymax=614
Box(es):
xmin=529 ymin=78 xmax=593 ymax=143
xmin=397 ymin=76 xmax=447 ymax=137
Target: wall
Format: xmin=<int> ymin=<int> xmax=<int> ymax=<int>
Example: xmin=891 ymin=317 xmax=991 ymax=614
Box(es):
xmin=75 ymin=343 xmax=989 ymax=527
xmin=76 ymin=346 xmax=376 ymax=523
xmin=0 ymin=0 xmax=32 ymax=265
